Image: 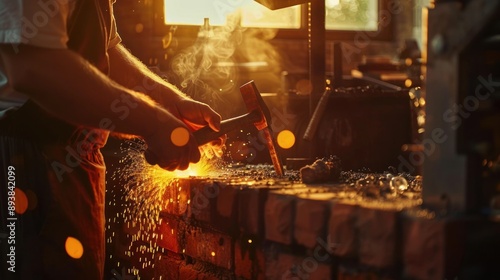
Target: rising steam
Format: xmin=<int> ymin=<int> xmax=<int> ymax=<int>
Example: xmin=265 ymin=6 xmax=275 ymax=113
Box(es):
xmin=171 ymin=17 xmax=242 ymax=116
xmin=170 ymin=12 xmax=283 ymax=118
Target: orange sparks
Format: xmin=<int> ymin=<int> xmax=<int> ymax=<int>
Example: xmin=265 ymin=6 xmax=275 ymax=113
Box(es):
xmin=145 ymin=156 xmax=218 ymax=181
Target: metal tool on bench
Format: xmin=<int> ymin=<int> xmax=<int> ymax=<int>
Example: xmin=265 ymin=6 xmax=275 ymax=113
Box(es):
xmin=146 ymin=81 xmax=284 ymax=176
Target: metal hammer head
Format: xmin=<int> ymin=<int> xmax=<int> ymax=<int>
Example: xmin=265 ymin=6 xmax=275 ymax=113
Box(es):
xmin=239 ymin=81 xmax=273 ymax=131
xmin=240 ymin=81 xmax=284 ymax=176
xmin=146 ymin=80 xmax=284 ymax=175
xmin=190 ymin=81 xmax=273 ymax=146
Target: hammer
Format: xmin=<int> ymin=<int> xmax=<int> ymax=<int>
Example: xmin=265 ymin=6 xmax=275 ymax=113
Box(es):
xmin=146 ymin=81 xmax=284 ymax=176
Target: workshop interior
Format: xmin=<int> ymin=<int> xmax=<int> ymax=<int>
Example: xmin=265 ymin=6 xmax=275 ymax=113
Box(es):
xmin=101 ymin=0 xmax=500 ymax=279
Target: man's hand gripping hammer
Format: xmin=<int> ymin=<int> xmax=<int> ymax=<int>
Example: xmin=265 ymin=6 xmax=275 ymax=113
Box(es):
xmin=145 ymin=81 xmax=284 ymax=176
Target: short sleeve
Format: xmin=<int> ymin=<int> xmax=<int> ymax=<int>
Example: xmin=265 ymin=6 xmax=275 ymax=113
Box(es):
xmin=0 ymin=0 xmax=75 ymax=49
xmin=108 ymin=13 xmax=122 ymax=49
xmin=0 ymin=0 xmax=22 ymax=44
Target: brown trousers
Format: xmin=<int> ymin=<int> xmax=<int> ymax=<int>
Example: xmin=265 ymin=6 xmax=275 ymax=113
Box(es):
xmin=0 ymin=102 xmax=109 ymax=279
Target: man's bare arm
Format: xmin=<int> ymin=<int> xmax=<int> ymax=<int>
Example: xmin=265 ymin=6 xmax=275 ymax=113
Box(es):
xmin=0 ymin=44 xmax=200 ymax=169
xmin=107 ymin=44 xmax=221 ymax=132
xmin=1 ymin=44 xmax=172 ymax=136
xmin=108 ymin=44 xmax=185 ymax=109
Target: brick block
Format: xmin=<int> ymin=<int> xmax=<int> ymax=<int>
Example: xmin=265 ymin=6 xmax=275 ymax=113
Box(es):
xmin=328 ymin=203 xmax=358 ymax=258
xmin=267 ymin=252 xmax=332 ymax=280
xmin=234 ymin=239 xmax=265 ymax=280
xmin=184 ymin=226 xmax=233 ymax=270
xmin=238 ymin=186 xmax=268 ymax=236
xmin=266 ymin=253 xmax=300 ymax=279
xmin=188 ymin=179 xmax=217 ymax=223
xmin=179 ymin=263 xmax=200 ymax=280
xmin=402 ymin=213 xmax=472 ymax=280
xmin=154 ymin=254 xmax=182 ymax=280
xmin=216 ymin=182 xmax=237 ymax=218
xmin=265 ymin=190 xmax=296 ymax=244
xmin=309 ymin=264 xmax=332 ymax=280
xmin=154 ymin=253 xmax=234 ymax=280
xmin=294 ymin=193 xmax=337 ymax=248
xmin=214 ymin=183 xmax=240 ymax=232
xmin=337 ymin=267 xmax=381 ymax=280
xmin=155 ymin=216 xmax=185 ymax=254
xmin=188 ymin=179 xmax=241 ymax=232
xmin=265 ymin=188 xmax=310 ymax=244
xmin=357 ymin=207 xmax=398 ymax=268
xmin=177 ymin=179 xmax=191 ymax=216
xmin=238 ymin=184 xmax=297 ymax=237
xmin=160 ymin=178 xmax=190 ymax=216
xmin=402 ymin=216 xmax=443 ymax=280
xmin=197 ymin=272 xmax=222 ymax=280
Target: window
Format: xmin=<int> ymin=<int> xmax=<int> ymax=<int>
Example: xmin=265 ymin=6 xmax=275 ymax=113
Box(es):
xmin=239 ymin=2 xmax=301 ymax=29
xmin=164 ymin=0 xmax=301 ymax=28
xmin=164 ymin=0 xmax=385 ymax=38
xmin=325 ymin=0 xmax=378 ymax=31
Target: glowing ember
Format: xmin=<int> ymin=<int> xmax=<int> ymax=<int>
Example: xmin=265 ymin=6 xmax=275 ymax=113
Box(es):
xmin=148 ymin=157 xmax=217 ymax=180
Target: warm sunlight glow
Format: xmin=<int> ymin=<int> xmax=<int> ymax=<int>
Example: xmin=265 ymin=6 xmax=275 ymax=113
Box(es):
xmin=239 ymin=1 xmax=301 ymax=28
xmin=14 ymin=188 xmax=28 ymax=214
xmin=325 ymin=0 xmax=340 ymax=8
xmin=165 ymin=0 xmax=241 ymax=25
xmin=170 ymin=127 xmax=190 ymax=147
xmin=165 ymin=0 xmax=377 ymax=30
xmin=277 ymin=130 xmax=295 ymax=149
xmin=65 ymin=237 xmax=84 ymax=259
xmin=164 ymin=0 xmax=301 ymax=28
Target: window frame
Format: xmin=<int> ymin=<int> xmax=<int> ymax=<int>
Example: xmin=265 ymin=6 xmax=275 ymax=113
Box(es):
xmin=275 ymin=0 xmax=393 ymax=41
xmin=157 ymin=0 xmax=393 ymax=42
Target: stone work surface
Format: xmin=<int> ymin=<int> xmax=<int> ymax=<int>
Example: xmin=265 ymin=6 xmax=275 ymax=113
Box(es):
xmin=108 ymin=164 xmax=500 ymax=280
